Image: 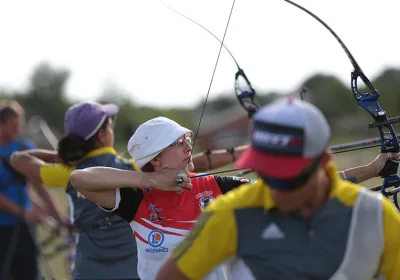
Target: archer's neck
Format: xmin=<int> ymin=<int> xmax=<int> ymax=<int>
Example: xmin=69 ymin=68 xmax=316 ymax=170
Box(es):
xmin=300 ymin=172 xmax=331 ymax=218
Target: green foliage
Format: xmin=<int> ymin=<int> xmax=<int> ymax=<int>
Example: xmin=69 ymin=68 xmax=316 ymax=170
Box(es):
xmin=1 ymin=62 xmax=400 ymax=152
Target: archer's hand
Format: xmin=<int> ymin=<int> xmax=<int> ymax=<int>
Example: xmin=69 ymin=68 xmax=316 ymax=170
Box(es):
xmin=144 ymin=169 xmax=192 ymax=192
xmin=369 ymin=152 xmax=400 ymax=177
xmin=25 ymin=210 xmax=46 ymax=225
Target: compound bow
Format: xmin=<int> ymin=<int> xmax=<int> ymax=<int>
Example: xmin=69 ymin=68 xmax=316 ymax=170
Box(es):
xmin=284 ymin=0 xmax=400 ymax=209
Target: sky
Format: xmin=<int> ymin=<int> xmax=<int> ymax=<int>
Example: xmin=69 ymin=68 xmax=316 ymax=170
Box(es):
xmin=0 ymin=0 xmax=399 ymax=108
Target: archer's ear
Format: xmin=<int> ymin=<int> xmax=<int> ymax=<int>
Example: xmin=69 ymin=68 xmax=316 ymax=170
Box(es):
xmin=322 ymin=151 xmax=332 ymax=167
xmin=97 ymin=129 xmax=107 ymax=144
xmin=149 ymin=157 xmax=161 ymax=167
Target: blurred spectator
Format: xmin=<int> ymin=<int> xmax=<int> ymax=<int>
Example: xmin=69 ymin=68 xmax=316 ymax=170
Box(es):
xmin=0 ymin=100 xmax=65 ymax=280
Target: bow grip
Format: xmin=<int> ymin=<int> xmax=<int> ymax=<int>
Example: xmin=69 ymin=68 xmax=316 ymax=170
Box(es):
xmin=379 ymin=159 xmax=399 ymax=178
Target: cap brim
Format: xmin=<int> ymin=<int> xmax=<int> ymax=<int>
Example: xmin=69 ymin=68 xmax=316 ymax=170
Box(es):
xmin=236 ymin=147 xmax=312 ymax=179
xmin=101 ymin=103 xmax=119 ymax=116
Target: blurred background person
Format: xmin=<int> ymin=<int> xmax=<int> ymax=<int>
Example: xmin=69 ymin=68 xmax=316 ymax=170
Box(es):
xmin=0 ymin=100 xmax=66 ymax=280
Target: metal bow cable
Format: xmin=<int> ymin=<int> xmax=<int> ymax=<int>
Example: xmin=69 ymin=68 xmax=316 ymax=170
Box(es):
xmin=283 ymin=0 xmax=400 ymax=209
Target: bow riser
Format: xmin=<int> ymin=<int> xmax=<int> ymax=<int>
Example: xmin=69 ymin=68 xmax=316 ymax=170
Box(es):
xmin=234 ymin=69 xmax=258 ymax=118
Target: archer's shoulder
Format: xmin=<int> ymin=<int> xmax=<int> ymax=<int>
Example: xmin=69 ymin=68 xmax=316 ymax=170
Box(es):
xmin=381 ymin=193 xmax=400 ymax=222
xmin=333 ymin=178 xmax=392 ymax=210
xmin=18 ymin=137 xmax=37 ymax=149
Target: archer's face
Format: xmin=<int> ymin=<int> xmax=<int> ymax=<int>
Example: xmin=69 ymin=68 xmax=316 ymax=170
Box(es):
xmin=152 ymin=134 xmax=194 ymax=172
xmin=0 ymin=115 xmax=22 ymax=141
xmin=269 ymin=165 xmax=328 ymax=216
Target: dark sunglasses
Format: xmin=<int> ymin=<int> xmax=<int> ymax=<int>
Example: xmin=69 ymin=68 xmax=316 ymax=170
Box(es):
xmin=260 ymin=153 xmax=325 ymax=191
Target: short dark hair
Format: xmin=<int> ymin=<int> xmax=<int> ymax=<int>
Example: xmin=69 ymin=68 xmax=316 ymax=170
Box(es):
xmin=57 ymin=117 xmax=110 ymax=166
xmin=0 ymin=106 xmax=18 ymax=124
xmin=141 ymin=162 xmax=155 ymax=172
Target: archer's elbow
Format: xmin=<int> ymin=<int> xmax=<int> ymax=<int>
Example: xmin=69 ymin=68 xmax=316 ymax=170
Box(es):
xmin=70 ymin=170 xmax=88 ymax=191
xmin=10 ymin=152 xmax=30 ymax=173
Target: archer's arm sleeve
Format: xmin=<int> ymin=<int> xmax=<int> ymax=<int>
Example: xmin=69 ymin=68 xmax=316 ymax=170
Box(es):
xmin=98 ymin=188 xmax=144 ymax=222
xmin=378 ymin=196 xmax=400 ymax=279
xmin=172 ymin=203 xmax=237 ymax=279
xmin=40 ymin=164 xmax=74 ymax=190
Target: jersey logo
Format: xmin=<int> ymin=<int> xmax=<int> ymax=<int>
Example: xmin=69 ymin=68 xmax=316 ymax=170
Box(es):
xmin=148 ymin=204 xmax=164 ymax=223
xmin=261 ymin=223 xmax=285 ymax=240
xmin=148 ymin=230 xmax=164 ymax=247
xmin=200 ymin=196 xmax=214 ymax=209
xmin=196 ymin=191 xmax=215 ymax=209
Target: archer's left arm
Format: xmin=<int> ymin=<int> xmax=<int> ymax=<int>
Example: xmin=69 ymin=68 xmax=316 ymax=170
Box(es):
xmin=339 ymin=152 xmax=400 ymax=183
xmin=192 ymin=144 xmax=249 ymax=172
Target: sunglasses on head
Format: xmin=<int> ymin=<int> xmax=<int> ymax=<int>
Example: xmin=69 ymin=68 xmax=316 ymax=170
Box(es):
xmin=260 ymin=153 xmax=325 ymax=191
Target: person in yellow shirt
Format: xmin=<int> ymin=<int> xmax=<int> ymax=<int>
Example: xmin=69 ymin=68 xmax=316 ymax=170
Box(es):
xmin=155 ymin=97 xmax=400 ymax=280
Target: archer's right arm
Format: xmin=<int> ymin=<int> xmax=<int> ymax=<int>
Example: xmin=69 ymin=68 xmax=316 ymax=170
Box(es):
xmin=69 ymin=167 xmax=191 ymax=209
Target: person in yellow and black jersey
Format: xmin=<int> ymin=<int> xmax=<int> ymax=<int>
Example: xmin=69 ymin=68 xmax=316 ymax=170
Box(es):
xmin=155 ymin=97 xmax=400 ymax=280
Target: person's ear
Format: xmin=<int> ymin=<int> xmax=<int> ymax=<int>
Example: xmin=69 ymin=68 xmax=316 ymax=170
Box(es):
xmin=321 ymin=151 xmax=332 ymax=167
xmin=150 ymin=157 xmax=161 ymax=167
xmin=97 ymin=129 xmax=107 ymax=144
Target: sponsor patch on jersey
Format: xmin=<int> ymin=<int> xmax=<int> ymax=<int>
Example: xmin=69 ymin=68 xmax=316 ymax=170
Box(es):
xmin=145 ymin=247 xmax=169 ymax=253
xmin=148 ymin=230 xmax=165 ymax=247
xmin=195 ymin=191 xmax=213 ymax=200
xmin=148 ymin=204 xmax=164 ymax=223
xmin=196 ymin=191 xmax=215 ymax=209
xmin=145 ymin=230 xmax=169 ymax=253
xmin=200 ymin=196 xmax=214 ymax=209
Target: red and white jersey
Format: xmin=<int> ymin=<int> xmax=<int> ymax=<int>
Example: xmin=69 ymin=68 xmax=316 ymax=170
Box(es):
xmin=131 ymin=174 xmax=227 ymax=280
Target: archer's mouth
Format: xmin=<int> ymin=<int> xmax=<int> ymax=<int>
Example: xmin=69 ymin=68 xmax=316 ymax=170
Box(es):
xmin=183 ymin=156 xmax=192 ymax=163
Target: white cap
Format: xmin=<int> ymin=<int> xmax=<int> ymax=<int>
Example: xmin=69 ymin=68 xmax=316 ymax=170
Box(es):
xmin=127 ymin=117 xmax=192 ymax=169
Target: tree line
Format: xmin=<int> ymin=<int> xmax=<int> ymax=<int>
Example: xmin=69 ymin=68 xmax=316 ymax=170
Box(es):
xmin=1 ymin=62 xmax=399 ymax=152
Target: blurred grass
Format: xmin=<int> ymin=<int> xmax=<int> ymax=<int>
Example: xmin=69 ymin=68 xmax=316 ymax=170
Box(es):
xmin=37 ymin=146 xmax=395 ymax=280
